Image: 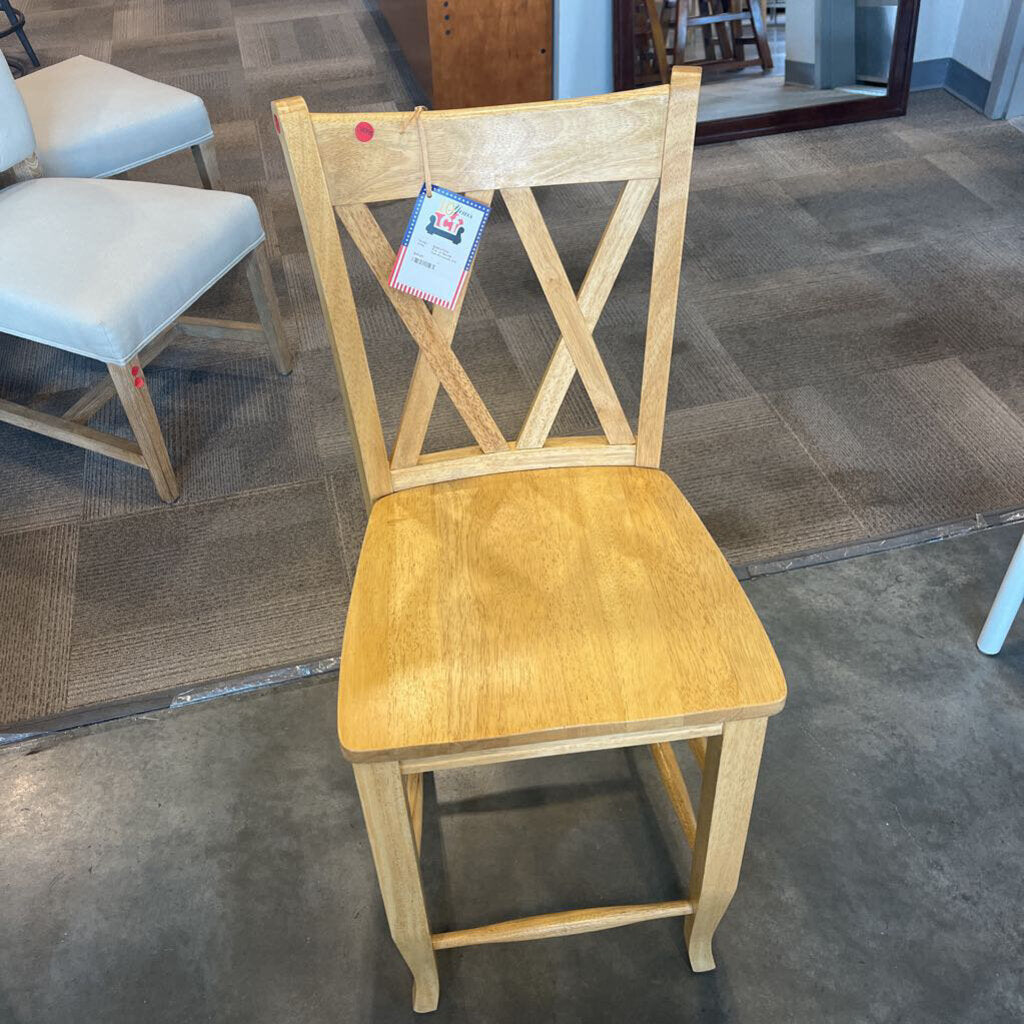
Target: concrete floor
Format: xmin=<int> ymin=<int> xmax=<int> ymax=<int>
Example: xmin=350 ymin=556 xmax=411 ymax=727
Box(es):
xmin=2 ymin=526 xmax=1023 ymax=1023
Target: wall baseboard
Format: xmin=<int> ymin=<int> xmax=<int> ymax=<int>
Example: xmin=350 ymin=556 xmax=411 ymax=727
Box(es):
xmin=785 ymin=59 xmax=815 ymax=87
xmin=910 ymin=57 xmax=991 ymax=113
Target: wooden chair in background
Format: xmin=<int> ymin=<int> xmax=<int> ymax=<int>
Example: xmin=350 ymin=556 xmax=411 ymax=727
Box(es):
xmin=663 ymin=0 xmax=773 ymax=74
xmin=275 ymin=66 xmax=786 ymax=1011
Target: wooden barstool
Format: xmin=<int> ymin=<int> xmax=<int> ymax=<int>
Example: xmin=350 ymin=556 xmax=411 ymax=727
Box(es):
xmin=667 ymin=0 xmax=774 ymax=73
xmin=275 ymin=66 xmax=786 ymax=1012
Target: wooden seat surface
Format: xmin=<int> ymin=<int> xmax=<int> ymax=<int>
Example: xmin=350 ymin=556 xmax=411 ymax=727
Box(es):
xmin=339 ymin=466 xmax=786 ymax=762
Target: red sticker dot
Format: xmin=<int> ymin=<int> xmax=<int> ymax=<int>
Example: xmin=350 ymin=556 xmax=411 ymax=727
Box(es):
xmin=355 ymin=121 xmax=374 ymax=142
xmin=134 ymin=377 xmax=145 ymax=388
xmin=130 ymin=365 xmax=140 ymax=377
xmin=274 ymin=114 xmax=281 ymax=134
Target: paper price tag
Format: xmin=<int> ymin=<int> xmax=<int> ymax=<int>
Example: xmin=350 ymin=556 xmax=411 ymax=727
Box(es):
xmin=388 ymin=185 xmax=490 ymax=310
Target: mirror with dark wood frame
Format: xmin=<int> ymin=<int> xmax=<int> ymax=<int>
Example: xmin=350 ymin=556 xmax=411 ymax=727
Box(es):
xmin=615 ymin=0 xmax=921 ymax=143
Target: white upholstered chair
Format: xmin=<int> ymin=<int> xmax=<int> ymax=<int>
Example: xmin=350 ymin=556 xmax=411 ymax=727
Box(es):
xmin=0 ymin=59 xmax=291 ymax=502
xmin=11 ymin=55 xmax=221 ymax=187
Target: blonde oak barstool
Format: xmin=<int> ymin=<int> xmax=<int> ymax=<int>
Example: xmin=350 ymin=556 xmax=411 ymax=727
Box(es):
xmin=275 ymin=66 xmax=786 ymax=1012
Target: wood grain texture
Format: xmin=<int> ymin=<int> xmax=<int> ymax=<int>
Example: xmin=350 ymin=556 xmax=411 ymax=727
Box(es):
xmin=0 ymin=398 xmax=145 ymax=467
xmin=684 ymin=716 xmax=767 ymax=972
xmin=175 ymin=317 xmax=264 ymax=342
xmin=400 ymin=722 xmax=720 ymax=774
xmin=390 ymin=188 xmax=494 ymax=469
xmin=311 ymin=87 xmax=670 ymax=205
xmin=636 ymin=65 xmax=701 ymax=468
xmin=335 ymin=202 xmax=505 ymax=455
xmin=339 ymin=466 xmax=786 ymax=761
xmin=501 ymin=186 xmax=633 ymax=446
xmin=390 ymin=437 xmax=636 ymax=491
xmin=63 ymin=329 xmax=174 ymax=425
xmin=650 ymin=741 xmax=697 ymax=848
xmin=353 ymin=761 xmax=439 ymax=1012
xmin=404 ymin=771 xmax=424 ymax=856
xmin=516 ymin=177 xmax=658 ymax=449
xmin=243 ymin=246 xmax=294 ymax=375
xmin=431 ymin=900 xmax=693 ymax=950
xmin=273 ymin=95 xmax=393 ymax=510
xmin=689 ymin=736 xmax=707 ymax=771
xmin=377 ymin=0 xmax=434 ymax=102
xmin=107 ymin=363 xmax=179 ymax=502
xmin=191 ymin=140 xmax=222 ymax=190
xmin=425 ymin=0 xmax=553 ymax=109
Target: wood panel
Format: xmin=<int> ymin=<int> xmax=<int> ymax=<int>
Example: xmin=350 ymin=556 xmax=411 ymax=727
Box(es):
xmin=431 ymin=900 xmax=693 ymax=949
xmin=426 ymin=0 xmax=552 ymax=110
xmin=378 ymin=0 xmax=434 ymax=102
xmin=311 ymin=86 xmax=669 ymax=204
xmin=339 ymin=466 xmax=787 ymax=762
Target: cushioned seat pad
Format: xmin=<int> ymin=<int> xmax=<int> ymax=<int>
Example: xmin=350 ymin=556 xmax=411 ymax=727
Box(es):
xmin=16 ymin=56 xmax=213 ymax=178
xmin=0 ymin=177 xmax=264 ymax=364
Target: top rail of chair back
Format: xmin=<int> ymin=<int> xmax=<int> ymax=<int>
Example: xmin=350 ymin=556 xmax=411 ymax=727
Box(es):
xmin=0 ymin=58 xmax=36 ymax=174
xmin=275 ymin=69 xmax=699 ymax=206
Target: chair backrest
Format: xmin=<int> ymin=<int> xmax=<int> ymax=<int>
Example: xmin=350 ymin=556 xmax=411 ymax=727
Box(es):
xmin=274 ymin=66 xmax=700 ymax=511
xmin=0 ymin=60 xmax=36 ymax=175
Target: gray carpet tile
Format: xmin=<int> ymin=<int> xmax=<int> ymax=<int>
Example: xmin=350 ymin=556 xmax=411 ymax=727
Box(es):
xmin=659 ymin=396 xmax=864 ymax=565
xmin=0 ymin=425 xmax=84 ymax=535
xmin=771 ymin=358 xmax=1024 ymax=535
xmin=4 ymin=1 xmax=1024 ymax=728
xmin=0 ymin=524 xmax=76 ymax=722
xmin=67 ymin=480 xmax=346 ymax=708
xmin=779 ymin=154 xmax=1003 ymax=254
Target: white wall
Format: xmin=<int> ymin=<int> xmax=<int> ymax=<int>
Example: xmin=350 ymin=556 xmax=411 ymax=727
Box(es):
xmin=953 ymin=0 xmax=1013 ymax=78
xmin=914 ymin=0 xmax=1013 ymax=80
xmin=552 ymin=0 xmax=613 ymax=100
xmin=914 ymin=0 xmax=963 ymax=62
xmin=786 ymin=0 xmax=817 ymax=63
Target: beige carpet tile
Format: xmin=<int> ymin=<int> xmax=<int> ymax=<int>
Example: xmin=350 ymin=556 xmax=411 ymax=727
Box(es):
xmin=67 ymin=480 xmax=346 ymax=708
xmin=0 ymin=524 xmax=76 ymax=723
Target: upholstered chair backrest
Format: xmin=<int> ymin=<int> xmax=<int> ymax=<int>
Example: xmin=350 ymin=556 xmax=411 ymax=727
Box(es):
xmin=0 ymin=60 xmax=36 ymax=174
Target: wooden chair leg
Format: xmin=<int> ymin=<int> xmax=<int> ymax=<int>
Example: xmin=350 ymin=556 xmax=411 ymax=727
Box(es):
xmin=353 ymin=761 xmax=439 ymax=1013
xmin=684 ymin=716 xmax=767 ymax=972
xmin=746 ymin=0 xmax=774 ymax=71
xmin=191 ymin=139 xmax=223 ymax=190
xmin=243 ymin=246 xmax=293 ymax=375
xmin=107 ymin=362 xmax=179 ymax=502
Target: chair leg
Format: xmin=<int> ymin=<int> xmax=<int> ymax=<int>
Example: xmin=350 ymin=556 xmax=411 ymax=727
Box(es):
xmin=107 ymin=362 xmax=179 ymax=502
xmin=191 ymin=139 xmax=223 ymax=190
xmin=353 ymin=761 xmax=440 ymax=1013
xmin=746 ymin=0 xmax=774 ymax=71
xmin=684 ymin=716 xmax=767 ymax=972
xmin=0 ymin=0 xmax=40 ymax=67
xmin=977 ymin=531 xmax=1024 ymax=654
xmin=243 ymin=246 xmax=293 ymax=375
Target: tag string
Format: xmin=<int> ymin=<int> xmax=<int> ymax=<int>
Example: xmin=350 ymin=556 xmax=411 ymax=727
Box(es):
xmin=402 ymin=105 xmax=433 ymax=198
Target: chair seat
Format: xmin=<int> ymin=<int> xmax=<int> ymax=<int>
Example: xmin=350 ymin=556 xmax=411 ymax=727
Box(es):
xmin=0 ymin=177 xmax=264 ymax=364
xmin=339 ymin=466 xmax=787 ymax=762
xmin=16 ymin=56 xmax=213 ymax=179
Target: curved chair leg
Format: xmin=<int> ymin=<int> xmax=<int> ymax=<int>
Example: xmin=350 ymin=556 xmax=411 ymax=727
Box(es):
xmin=353 ymin=761 xmax=440 ymax=1013
xmin=191 ymin=139 xmax=222 ymax=190
xmin=977 ymin=530 xmax=1024 ymax=655
xmin=243 ymin=246 xmax=293 ymax=375
xmin=107 ymin=362 xmax=179 ymax=502
xmin=684 ymin=716 xmax=766 ymax=972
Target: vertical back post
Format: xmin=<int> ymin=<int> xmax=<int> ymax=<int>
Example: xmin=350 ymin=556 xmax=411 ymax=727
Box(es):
xmin=273 ymin=96 xmax=393 ymax=510
xmin=636 ymin=65 xmax=701 ymax=468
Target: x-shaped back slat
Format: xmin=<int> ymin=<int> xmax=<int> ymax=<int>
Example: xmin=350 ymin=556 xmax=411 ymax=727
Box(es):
xmin=501 ymin=186 xmax=634 ymax=447
xmin=335 ymin=178 xmax=659 ymax=468
xmin=516 ymin=177 xmax=658 ymax=449
xmin=335 ymin=201 xmax=506 ymax=456
xmin=390 ymin=189 xmax=494 ymax=469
